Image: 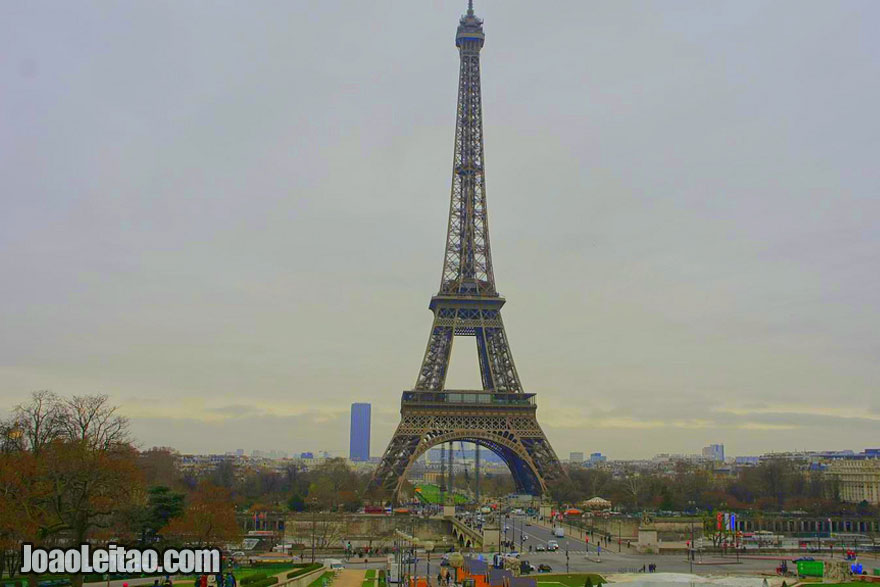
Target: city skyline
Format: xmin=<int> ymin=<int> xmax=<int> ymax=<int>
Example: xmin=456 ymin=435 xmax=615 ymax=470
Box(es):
xmin=2 ymin=1 xmax=879 ymax=460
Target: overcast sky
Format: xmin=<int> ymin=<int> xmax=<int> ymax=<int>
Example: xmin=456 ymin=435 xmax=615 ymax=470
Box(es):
xmin=2 ymin=1 xmax=879 ymax=460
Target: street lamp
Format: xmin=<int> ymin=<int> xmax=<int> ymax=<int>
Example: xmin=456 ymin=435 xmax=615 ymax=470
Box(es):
xmin=309 ymin=497 xmax=320 ymax=563
xmin=687 ymin=500 xmax=696 ymax=573
xmin=689 ymin=519 xmax=694 ymax=574
xmin=519 ymin=518 xmax=524 ymax=552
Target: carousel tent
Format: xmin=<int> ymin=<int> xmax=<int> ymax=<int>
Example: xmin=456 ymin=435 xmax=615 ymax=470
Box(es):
xmin=582 ymin=496 xmax=612 ymax=510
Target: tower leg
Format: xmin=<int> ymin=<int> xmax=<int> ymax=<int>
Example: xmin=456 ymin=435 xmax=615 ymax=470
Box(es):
xmin=448 ymin=441 xmax=454 ymax=503
xmin=440 ymin=443 xmax=446 ymax=505
xmin=475 ymin=443 xmax=480 ymax=503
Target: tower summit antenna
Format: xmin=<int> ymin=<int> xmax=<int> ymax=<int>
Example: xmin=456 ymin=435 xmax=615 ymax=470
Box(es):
xmin=468 ymin=0 xmax=474 ymax=16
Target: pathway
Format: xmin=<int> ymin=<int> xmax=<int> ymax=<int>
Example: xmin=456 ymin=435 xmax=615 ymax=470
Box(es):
xmin=331 ymin=570 xmax=365 ymax=587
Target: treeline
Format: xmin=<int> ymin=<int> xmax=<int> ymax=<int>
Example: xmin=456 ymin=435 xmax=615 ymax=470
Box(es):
xmin=155 ymin=452 xmax=378 ymax=513
xmin=548 ymin=461 xmax=875 ymax=515
xmin=0 ymin=392 xmax=239 ymax=585
xmin=145 ymin=454 xmax=521 ymax=513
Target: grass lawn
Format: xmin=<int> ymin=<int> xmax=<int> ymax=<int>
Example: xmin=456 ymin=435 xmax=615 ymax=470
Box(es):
xmin=167 ymin=563 xmax=300 ymax=587
xmin=9 ymin=563 xmax=305 ymax=587
xmin=414 ymin=483 xmax=468 ymax=505
xmin=534 ymin=573 xmax=606 ymax=587
xmin=365 ymin=571 xmax=376 ymax=579
xmin=306 ymin=572 xmax=335 ymax=587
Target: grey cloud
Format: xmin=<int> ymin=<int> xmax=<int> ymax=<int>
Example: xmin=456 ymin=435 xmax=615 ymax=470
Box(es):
xmin=2 ymin=1 xmax=879 ymax=459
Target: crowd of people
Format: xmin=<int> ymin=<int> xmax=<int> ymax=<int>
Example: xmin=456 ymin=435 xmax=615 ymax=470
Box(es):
xmin=188 ymin=573 xmax=237 ymax=587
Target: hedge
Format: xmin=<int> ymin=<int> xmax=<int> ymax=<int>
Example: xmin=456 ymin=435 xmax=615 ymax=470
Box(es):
xmin=245 ymin=578 xmax=279 ymax=587
xmin=241 ymin=574 xmax=269 ymax=585
xmin=287 ymin=564 xmax=322 ymax=579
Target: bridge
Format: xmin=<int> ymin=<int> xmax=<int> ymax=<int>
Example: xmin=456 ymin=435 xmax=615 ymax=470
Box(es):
xmin=449 ymin=516 xmax=484 ymax=549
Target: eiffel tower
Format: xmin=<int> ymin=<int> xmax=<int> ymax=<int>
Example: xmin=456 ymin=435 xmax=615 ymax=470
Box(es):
xmin=373 ymin=1 xmax=564 ymax=499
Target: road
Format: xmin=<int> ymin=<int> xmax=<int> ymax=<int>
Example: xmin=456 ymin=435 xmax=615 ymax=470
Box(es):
xmin=336 ymin=513 xmax=880 ymax=583
xmin=356 ymin=514 xmax=880 ymax=579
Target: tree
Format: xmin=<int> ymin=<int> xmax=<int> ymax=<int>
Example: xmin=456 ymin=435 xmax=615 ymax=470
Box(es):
xmin=308 ymin=458 xmax=362 ymax=511
xmin=134 ymin=486 xmax=185 ymax=544
xmin=8 ymin=391 xmax=65 ymax=454
xmin=0 ymin=450 xmax=50 ymax=580
xmin=288 ymin=493 xmax=306 ymax=512
xmin=624 ymin=475 xmax=644 ymax=508
xmin=60 ymin=395 xmax=130 ymax=450
xmin=139 ymin=448 xmax=182 ymax=488
xmin=162 ymin=482 xmax=240 ymax=547
xmin=1 ymin=392 xmax=142 ymax=587
xmin=210 ymin=460 xmax=236 ymax=489
xmin=40 ymin=440 xmax=142 ymax=549
xmin=548 ymin=476 xmax=579 ymax=507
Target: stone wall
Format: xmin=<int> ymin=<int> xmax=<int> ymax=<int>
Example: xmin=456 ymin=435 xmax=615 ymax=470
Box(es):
xmin=283 ymin=514 xmax=450 ymax=550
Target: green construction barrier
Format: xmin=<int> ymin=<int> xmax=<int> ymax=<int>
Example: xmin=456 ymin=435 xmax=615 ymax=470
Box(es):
xmin=797 ymin=560 xmax=824 ymax=578
xmin=873 ymin=567 xmax=880 ymax=576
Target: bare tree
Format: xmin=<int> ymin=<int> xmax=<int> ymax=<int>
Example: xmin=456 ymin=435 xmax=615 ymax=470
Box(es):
xmin=624 ymin=475 xmax=643 ymax=508
xmin=10 ymin=391 xmax=65 ymax=454
xmin=61 ymin=394 xmax=130 ymax=449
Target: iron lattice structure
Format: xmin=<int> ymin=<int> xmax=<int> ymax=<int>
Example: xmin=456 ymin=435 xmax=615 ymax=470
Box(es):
xmin=374 ymin=2 xmax=563 ymax=499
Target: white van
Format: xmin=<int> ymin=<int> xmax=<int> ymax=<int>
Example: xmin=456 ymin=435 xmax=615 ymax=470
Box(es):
xmin=553 ymin=527 xmax=565 ymax=538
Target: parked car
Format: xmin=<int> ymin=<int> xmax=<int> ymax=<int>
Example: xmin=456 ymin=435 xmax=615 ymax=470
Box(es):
xmin=547 ymin=541 xmax=559 ymax=551
xmin=535 ymin=545 xmax=546 ymax=552
xmin=538 ymin=564 xmax=552 ymax=573
xmin=793 ymin=557 xmax=815 ymax=563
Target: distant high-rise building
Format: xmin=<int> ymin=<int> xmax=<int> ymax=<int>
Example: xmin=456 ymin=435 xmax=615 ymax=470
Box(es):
xmin=350 ymin=403 xmax=371 ymax=462
xmin=569 ymin=452 xmax=584 ymax=463
xmin=589 ymin=452 xmax=607 ymax=465
xmin=235 ymin=448 xmax=244 ymax=457
xmin=702 ymin=444 xmax=725 ymax=462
